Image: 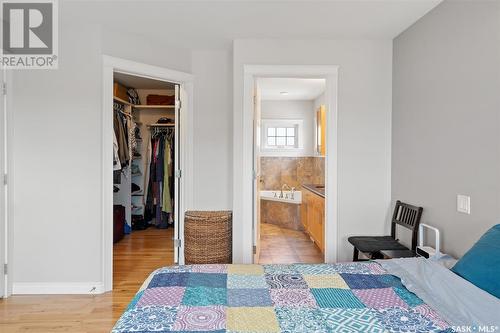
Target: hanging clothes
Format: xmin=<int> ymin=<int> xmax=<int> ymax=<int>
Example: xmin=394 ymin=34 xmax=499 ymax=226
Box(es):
xmin=129 ymin=121 xmax=137 ymax=159
xmin=155 ymin=136 xmax=166 ymax=227
xmin=113 ymin=102 xmax=130 ymax=167
xmin=162 ymin=139 xmax=172 ymax=213
xmin=144 ymin=124 xmax=175 ymax=228
xmin=143 ymin=131 xmax=152 ymax=199
xmin=113 ymin=130 xmax=121 ymax=171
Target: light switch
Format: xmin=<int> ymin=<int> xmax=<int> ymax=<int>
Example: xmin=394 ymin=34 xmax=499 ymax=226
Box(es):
xmin=457 ymin=195 xmax=470 ymax=214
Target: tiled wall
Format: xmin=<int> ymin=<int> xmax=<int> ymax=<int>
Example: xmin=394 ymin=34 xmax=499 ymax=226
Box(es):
xmin=260 ymin=157 xmax=325 ymax=190
xmin=261 ymin=200 xmax=303 ymax=231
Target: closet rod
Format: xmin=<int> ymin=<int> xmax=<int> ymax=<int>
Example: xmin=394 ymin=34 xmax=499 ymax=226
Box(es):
xmin=116 ymin=109 xmax=132 ymax=118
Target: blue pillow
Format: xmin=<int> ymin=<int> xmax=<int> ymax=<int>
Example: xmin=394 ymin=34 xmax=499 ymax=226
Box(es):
xmin=452 ymin=224 xmax=500 ymax=298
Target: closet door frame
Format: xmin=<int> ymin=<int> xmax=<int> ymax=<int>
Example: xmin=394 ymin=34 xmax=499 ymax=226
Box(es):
xmin=174 ymin=84 xmax=180 ymax=262
xmin=101 ymin=56 xmax=194 ymax=292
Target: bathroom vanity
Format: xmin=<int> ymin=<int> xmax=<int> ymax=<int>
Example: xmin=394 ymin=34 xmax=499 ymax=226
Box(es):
xmin=302 ymin=184 xmax=325 ymax=253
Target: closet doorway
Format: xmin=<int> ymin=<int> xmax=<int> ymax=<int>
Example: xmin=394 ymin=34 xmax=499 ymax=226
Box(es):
xmin=102 ymin=56 xmax=194 ymax=292
xmin=113 ymin=73 xmax=179 ymax=290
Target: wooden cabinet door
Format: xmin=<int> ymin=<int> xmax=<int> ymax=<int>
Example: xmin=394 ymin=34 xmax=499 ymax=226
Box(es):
xmin=308 ymin=195 xmax=324 ymax=253
xmin=301 ymin=191 xmax=309 ymax=231
xmin=317 ymin=198 xmax=325 ymax=252
xmin=302 ymin=190 xmax=325 ymax=253
xmin=307 ymin=193 xmax=315 ymax=236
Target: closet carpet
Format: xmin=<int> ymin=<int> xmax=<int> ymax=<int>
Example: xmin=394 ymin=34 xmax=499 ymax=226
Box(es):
xmin=0 ymin=227 xmax=174 ymax=332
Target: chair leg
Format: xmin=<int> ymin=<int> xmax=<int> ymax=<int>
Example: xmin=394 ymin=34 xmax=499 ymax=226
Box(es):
xmin=353 ymin=248 xmax=359 ymax=262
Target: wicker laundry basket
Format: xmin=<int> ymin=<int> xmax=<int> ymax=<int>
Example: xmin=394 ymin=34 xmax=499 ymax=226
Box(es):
xmin=184 ymin=211 xmax=232 ymax=264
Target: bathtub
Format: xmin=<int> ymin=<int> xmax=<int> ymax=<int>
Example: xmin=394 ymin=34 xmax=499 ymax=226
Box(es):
xmin=260 ymin=190 xmax=302 ymax=204
xmin=260 ymin=190 xmax=303 ymax=231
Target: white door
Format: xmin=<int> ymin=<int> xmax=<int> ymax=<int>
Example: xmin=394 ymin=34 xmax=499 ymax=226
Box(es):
xmin=174 ymin=84 xmax=180 ymax=263
xmin=174 ymin=84 xmax=186 ymax=264
xmin=0 ymin=70 xmax=6 ymax=297
xmin=253 ymin=79 xmax=262 ymax=263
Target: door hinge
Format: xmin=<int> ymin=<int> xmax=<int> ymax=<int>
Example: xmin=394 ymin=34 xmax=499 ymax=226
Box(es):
xmin=175 ymin=170 xmax=182 ymax=178
xmin=175 ymin=99 xmax=181 ymax=109
xmin=3 ymin=173 xmax=6 ymax=185
xmin=2 ymin=82 xmax=6 ymax=96
xmin=174 ymin=239 xmax=182 ymax=248
xmin=253 ymin=245 xmax=257 ymax=254
xmin=3 ymin=264 xmax=7 ymax=275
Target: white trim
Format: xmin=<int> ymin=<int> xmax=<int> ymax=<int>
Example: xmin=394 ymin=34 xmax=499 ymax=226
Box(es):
xmin=103 ymin=56 xmax=193 ymax=84
xmin=101 ymin=55 xmax=194 ymax=292
xmin=245 ymin=65 xmax=339 ymax=76
xmin=4 ymin=70 xmax=13 ymax=297
xmin=13 ymin=282 xmax=104 ymax=295
xmin=235 ymin=65 xmax=339 ymax=264
xmin=0 ymin=69 xmax=6 ymax=298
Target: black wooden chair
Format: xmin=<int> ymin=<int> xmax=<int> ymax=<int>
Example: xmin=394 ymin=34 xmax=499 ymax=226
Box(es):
xmin=348 ymin=200 xmax=423 ymax=261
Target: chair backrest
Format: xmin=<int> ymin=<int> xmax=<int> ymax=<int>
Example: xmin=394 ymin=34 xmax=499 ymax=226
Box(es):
xmin=390 ymin=200 xmax=423 ymax=251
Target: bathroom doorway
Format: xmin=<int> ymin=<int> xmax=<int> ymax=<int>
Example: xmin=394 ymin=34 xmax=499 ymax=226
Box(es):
xmin=254 ymin=77 xmax=328 ymax=264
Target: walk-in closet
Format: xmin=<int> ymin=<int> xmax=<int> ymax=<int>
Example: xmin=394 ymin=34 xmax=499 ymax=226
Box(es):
xmin=112 ymin=72 xmax=180 ymax=276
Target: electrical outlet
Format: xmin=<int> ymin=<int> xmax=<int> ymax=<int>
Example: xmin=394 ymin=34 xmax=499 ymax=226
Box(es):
xmin=457 ymin=195 xmax=470 ymax=214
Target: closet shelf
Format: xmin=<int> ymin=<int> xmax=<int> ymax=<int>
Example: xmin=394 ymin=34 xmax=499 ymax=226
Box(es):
xmin=147 ymin=123 xmax=175 ymax=127
xmin=133 ymin=105 xmax=175 ymax=110
xmin=113 ymin=96 xmax=174 ymax=109
xmin=113 ymin=96 xmax=132 ymax=105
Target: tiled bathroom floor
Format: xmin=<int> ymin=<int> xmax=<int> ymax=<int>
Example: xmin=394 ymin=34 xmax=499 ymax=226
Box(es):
xmin=258 ymin=223 xmax=324 ymax=264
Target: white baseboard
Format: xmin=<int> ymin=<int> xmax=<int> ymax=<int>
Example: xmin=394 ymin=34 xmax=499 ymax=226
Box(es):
xmin=12 ymin=282 xmax=105 ymax=295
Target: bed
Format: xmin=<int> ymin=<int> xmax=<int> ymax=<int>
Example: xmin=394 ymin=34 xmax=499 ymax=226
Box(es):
xmin=111 ymin=257 xmax=500 ymax=333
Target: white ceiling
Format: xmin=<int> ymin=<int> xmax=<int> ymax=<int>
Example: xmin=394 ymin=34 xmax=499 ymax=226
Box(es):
xmin=260 ymin=78 xmax=325 ymax=101
xmin=114 ymin=72 xmax=175 ymax=89
xmin=62 ymin=0 xmax=442 ymax=49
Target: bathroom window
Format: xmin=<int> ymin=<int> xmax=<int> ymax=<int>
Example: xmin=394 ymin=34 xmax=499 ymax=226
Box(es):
xmin=266 ymin=126 xmax=296 ymax=147
xmin=262 ymin=119 xmax=302 ymax=151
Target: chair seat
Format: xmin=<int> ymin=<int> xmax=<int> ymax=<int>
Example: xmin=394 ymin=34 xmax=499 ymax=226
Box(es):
xmin=348 ymin=236 xmax=408 ymax=253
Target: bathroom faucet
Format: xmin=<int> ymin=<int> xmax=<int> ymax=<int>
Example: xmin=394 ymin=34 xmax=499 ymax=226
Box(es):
xmin=280 ymin=184 xmax=292 ymax=199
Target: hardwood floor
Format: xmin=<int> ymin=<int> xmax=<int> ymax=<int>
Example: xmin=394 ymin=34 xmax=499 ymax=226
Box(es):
xmin=0 ymin=224 xmax=323 ymax=332
xmin=0 ymin=227 xmax=174 ymax=333
xmin=258 ymin=223 xmax=324 ymax=264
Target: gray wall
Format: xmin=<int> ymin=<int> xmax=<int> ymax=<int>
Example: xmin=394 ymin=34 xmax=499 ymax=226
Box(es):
xmin=392 ymin=0 xmax=500 ymax=258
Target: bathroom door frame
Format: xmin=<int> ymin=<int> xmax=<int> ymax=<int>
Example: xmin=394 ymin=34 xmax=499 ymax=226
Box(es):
xmin=101 ymin=56 xmax=194 ymax=292
xmin=240 ymin=65 xmax=339 ymax=264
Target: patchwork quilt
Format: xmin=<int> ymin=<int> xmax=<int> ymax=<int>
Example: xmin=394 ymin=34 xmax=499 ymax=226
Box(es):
xmin=112 ymin=262 xmax=452 ymax=333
